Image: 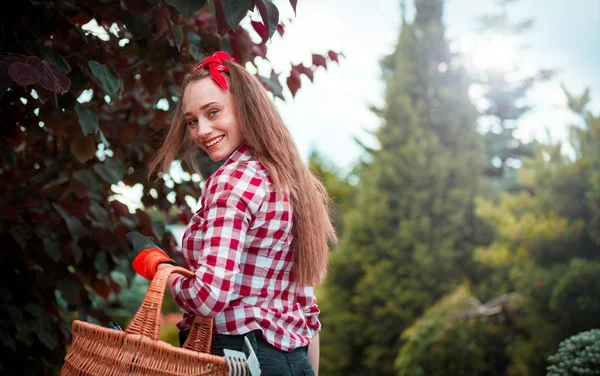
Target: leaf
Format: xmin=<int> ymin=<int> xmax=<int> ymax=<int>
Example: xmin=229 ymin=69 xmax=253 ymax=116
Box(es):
xmin=92 ymin=278 xmax=111 ymax=300
xmin=43 ymin=237 xmax=62 ymax=263
xmin=57 ymin=275 xmax=83 ymax=305
xmin=110 ymin=200 xmax=131 ymax=217
xmin=39 ymin=46 xmax=71 ymax=74
xmin=94 ymin=252 xmax=110 ymax=276
xmin=260 ymin=71 xmax=283 ymax=99
xmin=189 ymin=44 xmax=202 ymax=61
xmin=74 ymin=103 xmax=98 ymax=136
xmin=53 ymin=203 xmax=88 ymax=242
xmin=0 ymin=142 xmax=16 ymax=168
xmin=88 ymin=60 xmax=120 ymax=95
xmin=89 ymin=202 xmax=114 ymax=231
xmin=8 ymin=62 xmax=42 ymax=87
xmin=165 ymin=0 xmax=207 ymax=18
xmin=38 ymin=61 xmax=71 ymax=94
xmin=312 ymin=54 xmax=327 ymax=68
xmin=256 ymin=0 xmax=279 ymax=40
xmin=151 ymin=2 xmax=171 ymax=38
xmin=292 ymin=63 xmax=313 ymax=82
xmin=94 ymin=157 xmax=125 ymax=184
xmin=70 ymin=135 xmax=96 ymax=164
xmin=289 ymin=0 xmax=297 ymax=15
xmin=70 ymin=241 xmax=83 ymax=265
xmin=286 ymin=74 xmax=300 ymax=97
xmin=251 ymin=20 xmax=268 ymax=43
xmin=213 ymin=0 xmax=230 ymax=36
xmin=328 ymin=50 xmax=340 ymax=63
xmin=222 ymin=0 xmax=250 ymax=30
xmin=73 ymin=170 xmax=103 ymax=193
xmin=170 ymin=21 xmax=183 ymax=51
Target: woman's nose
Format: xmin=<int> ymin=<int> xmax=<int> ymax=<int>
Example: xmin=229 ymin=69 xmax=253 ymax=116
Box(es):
xmin=196 ymin=120 xmax=212 ymax=138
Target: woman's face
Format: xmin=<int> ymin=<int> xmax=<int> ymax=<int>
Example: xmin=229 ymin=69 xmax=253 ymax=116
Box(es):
xmin=182 ymin=77 xmax=244 ymax=162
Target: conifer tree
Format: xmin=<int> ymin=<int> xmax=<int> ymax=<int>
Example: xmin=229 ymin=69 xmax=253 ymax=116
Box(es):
xmin=320 ymin=0 xmax=485 ymax=374
xmin=475 ymin=0 xmax=554 ymax=192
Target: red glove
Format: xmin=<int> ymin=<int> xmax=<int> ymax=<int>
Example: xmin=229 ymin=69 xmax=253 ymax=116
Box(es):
xmin=126 ymin=232 xmax=177 ymax=280
xmin=131 ymin=248 xmax=176 ymax=280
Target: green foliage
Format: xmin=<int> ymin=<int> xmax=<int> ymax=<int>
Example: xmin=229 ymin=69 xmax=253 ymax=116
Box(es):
xmin=308 ymin=149 xmax=357 ymax=236
xmin=546 ymin=329 xmax=600 ymax=376
xmin=0 ymin=0 xmax=341 ymax=373
xmin=320 ymin=0 xmax=487 ymax=374
xmin=396 ymin=286 xmax=515 ymax=376
xmin=474 ymin=87 xmax=600 ymax=374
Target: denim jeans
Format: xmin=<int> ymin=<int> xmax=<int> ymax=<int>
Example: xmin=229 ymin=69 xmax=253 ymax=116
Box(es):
xmin=180 ymin=329 xmax=314 ymax=376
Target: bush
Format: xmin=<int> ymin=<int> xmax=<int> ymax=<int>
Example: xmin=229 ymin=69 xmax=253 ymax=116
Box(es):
xmin=546 ymin=329 xmax=600 ymax=375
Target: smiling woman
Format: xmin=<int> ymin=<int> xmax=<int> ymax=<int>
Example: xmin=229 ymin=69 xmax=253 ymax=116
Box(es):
xmin=126 ymin=51 xmax=338 ymax=376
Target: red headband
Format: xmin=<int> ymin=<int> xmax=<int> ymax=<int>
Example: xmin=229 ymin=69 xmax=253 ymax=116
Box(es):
xmin=190 ymin=51 xmax=233 ymax=90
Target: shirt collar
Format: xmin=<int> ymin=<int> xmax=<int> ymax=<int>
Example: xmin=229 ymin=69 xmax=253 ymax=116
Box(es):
xmin=223 ymin=142 xmax=252 ymax=166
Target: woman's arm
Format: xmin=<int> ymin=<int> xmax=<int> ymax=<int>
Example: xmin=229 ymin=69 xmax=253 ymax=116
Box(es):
xmin=307 ymin=332 xmax=320 ymax=375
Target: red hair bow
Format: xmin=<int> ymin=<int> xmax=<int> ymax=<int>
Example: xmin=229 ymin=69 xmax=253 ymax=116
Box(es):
xmin=190 ymin=51 xmax=233 ymax=90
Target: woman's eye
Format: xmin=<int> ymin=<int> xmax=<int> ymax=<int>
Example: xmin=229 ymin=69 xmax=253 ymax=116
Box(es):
xmin=186 ymin=119 xmax=197 ymax=127
xmin=208 ymin=109 xmax=219 ymax=117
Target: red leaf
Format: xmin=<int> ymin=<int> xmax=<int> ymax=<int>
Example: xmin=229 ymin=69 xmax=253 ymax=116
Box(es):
xmin=136 ymin=208 xmax=157 ymax=238
xmin=213 ymin=0 xmax=231 ymax=37
xmin=151 ymin=2 xmax=171 ymax=38
xmin=92 ymin=278 xmax=111 ymax=300
xmin=312 ymin=54 xmax=327 ymax=69
xmin=251 ymin=20 xmax=268 ymax=43
xmin=255 ymin=0 xmax=279 ymax=40
xmin=250 ymin=43 xmax=267 ymax=59
xmin=8 ymin=62 xmax=42 ymax=87
xmin=110 ymin=200 xmax=130 ymax=218
xmin=327 ymin=50 xmax=339 ymax=63
xmin=277 ymin=23 xmax=284 ymax=36
xmin=38 ymin=61 xmax=71 ymax=95
xmin=286 ymin=74 xmax=301 ymax=97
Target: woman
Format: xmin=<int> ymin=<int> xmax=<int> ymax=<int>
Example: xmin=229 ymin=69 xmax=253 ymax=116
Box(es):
xmin=126 ymin=51 xmax=337 ymax=376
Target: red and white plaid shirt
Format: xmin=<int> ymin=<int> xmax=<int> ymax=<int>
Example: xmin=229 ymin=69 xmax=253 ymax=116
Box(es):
xmin=170 ymin=143 xmax=321 ymax=352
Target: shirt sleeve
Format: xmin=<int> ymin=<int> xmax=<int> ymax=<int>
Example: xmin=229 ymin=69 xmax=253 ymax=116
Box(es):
xmin=298 ymin=285 xmax=321 ymax=337
xmin=170 ymin=162 xmax=267 ymax=318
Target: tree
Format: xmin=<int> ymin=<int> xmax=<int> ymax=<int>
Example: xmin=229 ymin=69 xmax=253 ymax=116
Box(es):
xmin=319 ymin=0 xmax=485 ymax=374
xmin=395 ymin=285 xmax=519 ymax=376
xmin=546 ymin=329 xmax=600 ymax=376
xmin=474 ymin=86 xmax=600 ymax=374
xmin=473 ymin=0 xmax=555 ymax=192
xmin=308 ymin=148 xmax=357 ymax=236
xmin=0 ymin=0 xmax=341 ymax=373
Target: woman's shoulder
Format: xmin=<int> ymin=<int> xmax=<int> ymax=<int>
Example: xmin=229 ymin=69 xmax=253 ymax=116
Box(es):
xmin=204 ymin=158 xmax=270 ymax=199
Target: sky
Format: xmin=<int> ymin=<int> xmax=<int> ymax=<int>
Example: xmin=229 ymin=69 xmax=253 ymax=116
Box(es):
xmin=257 ymin=0 xmax=600 ymax=173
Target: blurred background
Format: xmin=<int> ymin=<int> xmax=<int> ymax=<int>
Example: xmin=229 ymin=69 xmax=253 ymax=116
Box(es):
xmin=1 ymin=0 xmax=599 ymax=375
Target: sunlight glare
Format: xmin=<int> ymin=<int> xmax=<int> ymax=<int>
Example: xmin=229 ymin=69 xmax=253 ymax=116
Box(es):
xmin=470 ymin=35 xmax=518 ymax=71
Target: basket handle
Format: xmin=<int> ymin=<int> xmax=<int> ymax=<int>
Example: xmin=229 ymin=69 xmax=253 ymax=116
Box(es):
xmin=124 ymin=267 xmax=206 ymax=341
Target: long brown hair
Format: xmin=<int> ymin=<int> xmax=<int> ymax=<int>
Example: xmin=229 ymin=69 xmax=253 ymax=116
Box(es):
xmin=148 ymin=60 xmax=338 ymax=285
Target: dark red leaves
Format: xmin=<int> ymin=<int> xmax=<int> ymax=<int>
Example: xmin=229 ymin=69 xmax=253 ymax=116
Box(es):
xmin=312 ymin=53 xmax=327 ymax=68
xmin=5 ymin=55 xmax=71 ymax=95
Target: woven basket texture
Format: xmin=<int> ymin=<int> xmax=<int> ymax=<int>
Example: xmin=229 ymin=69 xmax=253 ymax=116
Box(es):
xmin=60 ymin=266 xmax=234 ymax=375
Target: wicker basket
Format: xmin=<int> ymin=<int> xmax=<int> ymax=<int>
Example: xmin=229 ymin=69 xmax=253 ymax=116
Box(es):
xmin=60 ymin=266 xmax=233 ymax=375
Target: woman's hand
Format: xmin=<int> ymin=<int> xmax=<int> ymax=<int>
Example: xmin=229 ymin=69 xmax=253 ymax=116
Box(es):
xmin=126 ymin=232 xmax=177 ymax=280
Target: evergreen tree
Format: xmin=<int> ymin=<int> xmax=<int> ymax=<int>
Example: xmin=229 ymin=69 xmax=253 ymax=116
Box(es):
xmin=308 ymin=149 xmax=358 ymax=236
xmin=474 ymin=0 xmax=555 ymax=192
xmin=474 ymin=86 xmax=600 ymax=374
xmin=320 ymin=0 xmax=485 ymax=374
